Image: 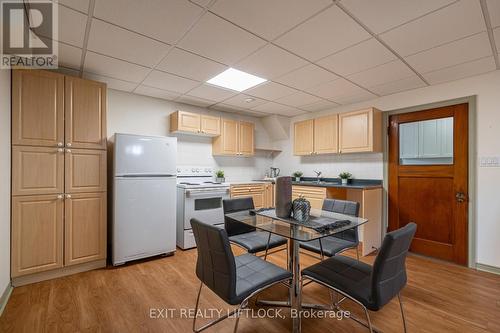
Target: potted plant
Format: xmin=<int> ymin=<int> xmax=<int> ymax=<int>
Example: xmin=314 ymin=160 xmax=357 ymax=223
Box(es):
xmin=292 ymin=171 xmax=303 ymax=182
xmin=215 ymin=170 xmax=225 ymax=183
xmin=338 ymin=172 xmax=352 ymax=185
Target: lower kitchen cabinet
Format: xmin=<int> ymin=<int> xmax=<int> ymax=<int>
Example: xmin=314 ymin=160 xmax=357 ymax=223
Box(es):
xmin=230 ymin=184 xmax=265 ymax=209
xmin=292 ymin=186 xmax=326 ymax=210
xmin=11 ymin=194 xmax=64 ymax=277
xmin=264 ymin=183 xmax=275 ymax=208
xmin=65 ymin=192 xmax=107 ymax=266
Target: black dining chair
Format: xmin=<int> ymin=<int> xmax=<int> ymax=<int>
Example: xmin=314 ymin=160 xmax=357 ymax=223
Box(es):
xmin=301 ymin=223 xmax=417 ymax=332
xmin=300 ymin=199 xmax=361 ymax=260
xmin=223 ymin=197 xmax=288 ymax=260
xmin=190 ymin=218 xmax=292 ymax=333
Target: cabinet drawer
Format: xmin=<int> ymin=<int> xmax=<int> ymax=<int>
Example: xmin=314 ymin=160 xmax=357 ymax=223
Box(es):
xmin=231 ymin=184 xmax=265 ymax=194
xmin=292 ymin=185 xmax=326 ymax=198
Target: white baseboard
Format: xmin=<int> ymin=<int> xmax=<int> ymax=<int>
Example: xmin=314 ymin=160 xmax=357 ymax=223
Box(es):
xmin=476 ymin=263 xmax=500 ymax=275
xmin=0 ymin=283 xmax=13 ymax=317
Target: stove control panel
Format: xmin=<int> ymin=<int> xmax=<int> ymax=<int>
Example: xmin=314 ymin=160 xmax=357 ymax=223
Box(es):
xmin=177 ymin=166 xmax=214 ymax=177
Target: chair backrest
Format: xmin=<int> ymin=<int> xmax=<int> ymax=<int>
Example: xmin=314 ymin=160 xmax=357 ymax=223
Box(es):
xmin=322 ymin=199 xmax=360 ymax=243
xmin=222 ymin=197 xmax=256 ymax=236
xmin=370 ymin=223 xmax=417 ymax=309
xmin=190 ymin=218 xmax=237 ymax=303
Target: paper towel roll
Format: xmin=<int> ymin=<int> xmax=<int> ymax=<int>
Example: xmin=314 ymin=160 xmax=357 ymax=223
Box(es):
xmin=275 ymin=176 xmax=292 ymax=218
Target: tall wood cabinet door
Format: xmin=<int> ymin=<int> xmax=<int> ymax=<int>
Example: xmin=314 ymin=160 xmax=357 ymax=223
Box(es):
xmin=339 ymin=109 xmax=373 ymax=153
xmin=238 ymin=121 xmax=255 ymax=156
xmin=178 ymin=111 xmax=201 ymax=133
xmin=11 ymin=194 xmax=64 ymax=277
xmin=294 ymin=119 xmax=314 ymax=155
xmin=12 ymin=146 xmax=64 ymax=196
xmin=201 ymin=115 xmax=220 ymax=135
xmin=215 ymin=119 xmax=239 ymax=155
xmin=65 ymin=77 xmax=107 ymax=149
xmin=65 ymin=192 xmax=106 ymax=266
xmin=314 ymin=115 xmax=338 ymax=154
xmin=65 ymin=149 xmax=106 ymax=193
xmin=12 ymin=69 xmax=64 ymax=147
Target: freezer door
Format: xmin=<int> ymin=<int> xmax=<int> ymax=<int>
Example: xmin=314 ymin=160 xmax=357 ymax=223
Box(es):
xmin=113 ymin=177 xmax=176 ymax=264
xmin=114 ymin=134 xmax=177 ymax=176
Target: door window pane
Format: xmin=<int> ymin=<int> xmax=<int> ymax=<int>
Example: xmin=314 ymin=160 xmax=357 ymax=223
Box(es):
xmin=399 ymin=117 xmax=453 ymax=165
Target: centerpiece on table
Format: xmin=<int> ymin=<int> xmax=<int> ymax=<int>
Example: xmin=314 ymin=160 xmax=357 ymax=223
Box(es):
xmin=215 ymin=170 xmax=225 ymax=183
xmin=292 ymin=195 xmax=311 ymax=222
xmin=292 ymin=171 xmax=303 ymax=182
xmin=339 ymin=171 xmax=352 ymax=185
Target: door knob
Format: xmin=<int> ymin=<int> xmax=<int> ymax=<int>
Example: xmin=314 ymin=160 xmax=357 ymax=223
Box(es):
xmin=455 ymin=192 xmax=466 ymax=203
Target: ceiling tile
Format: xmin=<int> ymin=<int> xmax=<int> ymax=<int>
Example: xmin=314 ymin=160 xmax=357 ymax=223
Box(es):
xmin=186 ymin=84 xmax=236 ymax=102
xmin=53 ymin=67 xmax=80 ymax=76
xmin=210 ymin=0 xmax=332 ymax=40
xmin=178 ymin=13 xmax=266 ymax=64
xmin=348 ymin=60 xmax=415 ymax=88
xmin=423 ymin=56 xmax=496 ymax=84
xmin=83 ymin=72 xmax=138 ymax=92
xmin=380 ymin=0 xmax=486 ymax=56
xmin=487 ymin=0 xmax=500 ymax=28
xmin=55 ymin=5 xmax=87 ymax=47
xmin=369 ymin=75 xmax=426 ymax=96
xmin=222 ymin=94 xmax=267 ymax=109
xmin=304 ymin=78 xmax=367 ymax=100
xmin=210 ymin=103 xmax=246 ymax=113
xmin=94 ymin=0 xmax=203 ymax=44
xmin=84 ymin=52 xmax=150 ymax=83
xmin=55 ymin=0 xmax=89 ymax=13
xmin=275 ymin=91 xmax=322 ymax=107
xmin=494 ymin=27 xmax=500 ymax=53
xmin=317 ymin=38 xmax=397 ymax=76
xmin=57 ymin=43 xmax=82 ymax=69
xmin=142 ymin=70 xmax=200 ymax=93
xmin=245 ymin=82 xmax=298 ymax=100
xmin=339 ymin=0 xmax=455 ymax=34
xmin=87 ymin=19 xmax=171 ymax=67
xmin=275 ymin=6 xmax=370 ymax=61
xmin=405 ymin=32 xmax=492 ymax=74
xmin=156 ymin=48 xmax=227 ymax=81
xmin=235 ymin=45 xmax=308 ymax=79
xmin=190 ymin=0 xmax=212 ymax=8
xmin=252 ymin=102 xmax=305 ymax=116
xmin=274 ymin=64 xmax=339 ymax=90
xmin=333 ymin=89 xmax=377 ymax=105
xmin=233 ymin=109 xmax=269 ymax=117
xmin=300 ymin=99 xmax=338 ymax=112
xmin=134 ymin=85 xmax=181 ymax=100
xmin=176 ymin=95 xmax=215 ymax=107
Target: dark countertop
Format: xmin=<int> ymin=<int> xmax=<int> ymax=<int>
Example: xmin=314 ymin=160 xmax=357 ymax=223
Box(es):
xmin=292 ymin=177 xmax=382 ymax=190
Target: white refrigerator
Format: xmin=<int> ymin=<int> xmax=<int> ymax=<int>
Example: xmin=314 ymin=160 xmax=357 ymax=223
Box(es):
xmin=112 ymin=133 xmax=177 ymax=265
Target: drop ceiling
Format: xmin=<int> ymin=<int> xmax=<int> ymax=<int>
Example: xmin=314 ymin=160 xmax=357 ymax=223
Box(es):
xmin=53 ymin=0 xmax=500 ymax=117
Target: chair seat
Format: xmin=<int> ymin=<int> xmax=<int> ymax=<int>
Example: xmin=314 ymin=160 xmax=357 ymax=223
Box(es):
xmin=300 ymin=236 xmax=357 ymax=257
xmin=302 ymin=255 xmax=380 ymax=311
xmin=229 ymin=231 xmax=287 ymax=254
xmin=231 ymin=254 xmax=292 ymax=305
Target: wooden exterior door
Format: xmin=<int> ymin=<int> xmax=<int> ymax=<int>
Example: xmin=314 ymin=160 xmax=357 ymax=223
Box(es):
xmin=11 ymin=194 xmax=64 ymax=277
xmin=65 ymin=149 xmax=106 ymax=193
xmin=12 ymin=69 xmax=64 ymax=147
xmin=65 ymin=192 xmax=106 ymax=266
xmin=294 ymin=119 xmax=314 ymax=156
xmin=65 ymin=76 xmax=107 ymax=149
xmin=388 ymin=103 xmax=468 ymax=265
xmin=314 ymin=115 xmax=338 ymax=154
xmin=238 ymin=121 xmax=254 ymax=156
xmin=12 ymin=146 xmax=64 ymax=196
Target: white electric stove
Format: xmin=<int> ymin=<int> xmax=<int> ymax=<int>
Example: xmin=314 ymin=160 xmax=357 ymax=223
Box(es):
xmin=176 ymin=166 xmax=230 ymax=249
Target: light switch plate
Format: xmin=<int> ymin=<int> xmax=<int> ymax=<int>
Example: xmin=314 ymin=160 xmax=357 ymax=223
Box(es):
xmin=479 ymin=156 xmax=500 ymax=167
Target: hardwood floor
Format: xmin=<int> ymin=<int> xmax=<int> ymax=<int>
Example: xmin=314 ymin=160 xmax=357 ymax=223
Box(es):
xmin=1 ymin=246 xmax=499 ymax=333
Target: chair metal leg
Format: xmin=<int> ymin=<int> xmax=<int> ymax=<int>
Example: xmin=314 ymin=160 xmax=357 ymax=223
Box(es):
xmin=233 ymin=300 xmax=247 ymax=333
xmin=319 ymin=239 xmax=325 ymax=261
xmin=363 ymin=305 xmax=373 ymax=333
xmin=398 ymin=293 xmax=408 ymax=333
xmin=263 ymin=232 xmax=272 ymax=261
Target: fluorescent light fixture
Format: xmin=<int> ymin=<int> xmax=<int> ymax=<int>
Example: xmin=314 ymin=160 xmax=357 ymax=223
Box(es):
xmin=206 ymin=68 xmax=266 ymax=92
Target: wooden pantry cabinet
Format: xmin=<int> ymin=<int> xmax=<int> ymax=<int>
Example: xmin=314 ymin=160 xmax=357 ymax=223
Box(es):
xmin=294 ymin=115 xmax=338 ymax=156
xmin=170 ymin=110 xmax=220 ymax=136
xmin=11 ymin=69 xmax=107 ymax=285
xmin=338 ymin=107 xmax=382 ymax=153
xmin=213 ymin=119 xmax=254 ymax=156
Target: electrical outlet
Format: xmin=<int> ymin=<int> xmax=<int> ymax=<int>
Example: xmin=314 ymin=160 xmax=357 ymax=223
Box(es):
xmin=479 ymin=156 xmax=500 ymax=167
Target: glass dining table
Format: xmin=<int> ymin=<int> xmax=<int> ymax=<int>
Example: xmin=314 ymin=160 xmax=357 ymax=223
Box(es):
xmin=225 ymin=208 xmax=368 ymax=333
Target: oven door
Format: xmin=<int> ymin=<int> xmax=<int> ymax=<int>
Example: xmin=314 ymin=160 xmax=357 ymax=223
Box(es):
xmin=183 ymin=188 xmax=229 ymax=229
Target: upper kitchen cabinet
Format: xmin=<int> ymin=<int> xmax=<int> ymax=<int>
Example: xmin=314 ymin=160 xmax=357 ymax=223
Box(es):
xmin=294 ymin=115 xmax=338 ymax=156
xmin=213 ymin=119 xmax=254 ymax=156
xmin=170 ymin=110 xmax=220 ymax=136
xmin=65 ymin=76 xmax=107 ymax=150
xmin=339 ymin=108 xmax=382 ymax=153
xmin=12 ymin=69 xmax=64 ymax=147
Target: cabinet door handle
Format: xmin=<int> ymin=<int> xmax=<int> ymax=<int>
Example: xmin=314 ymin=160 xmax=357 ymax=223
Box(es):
xmin=66 ymin=149 xmax=71 ymax=153
xmin=57 ymin=194 xmax=63 ymax=199
xmin=57 ymin=142 xmax=64 ymax=147
xmin=57 ymin=148 xmax=64 ymax=152
xmin=66 ymin=143 xmax=72 ymax=147
xmin=66 ymin=194 xmax=72 ymax=199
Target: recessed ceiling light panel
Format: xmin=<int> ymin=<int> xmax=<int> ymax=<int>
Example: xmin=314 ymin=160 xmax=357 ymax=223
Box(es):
xmin=206 ymin=68 xmax=266 ymax=92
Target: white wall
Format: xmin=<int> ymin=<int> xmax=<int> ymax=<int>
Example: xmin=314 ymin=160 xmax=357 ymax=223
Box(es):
xmin=275 ymin=70 xmax=500 ymax=268
xmin=107 ymin=89 xmax=273 ymax=181
xmin=0 ymin=69 xmax=11 ymax=296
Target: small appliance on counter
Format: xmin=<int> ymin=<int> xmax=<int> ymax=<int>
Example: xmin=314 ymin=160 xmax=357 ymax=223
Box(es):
xmin=176 ymin=166 xmax=230 ymax=249
xmin=270 ymin=167 xmax=280 ymax=178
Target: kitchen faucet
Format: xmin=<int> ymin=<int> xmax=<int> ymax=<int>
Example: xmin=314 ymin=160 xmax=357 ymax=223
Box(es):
xmin=314 ymin=170 xmax=322 ymax=183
